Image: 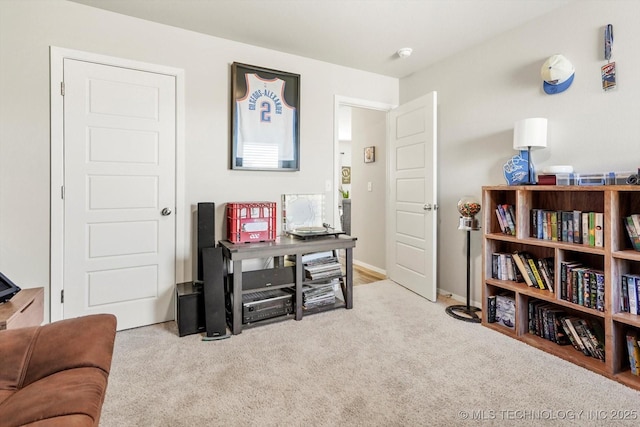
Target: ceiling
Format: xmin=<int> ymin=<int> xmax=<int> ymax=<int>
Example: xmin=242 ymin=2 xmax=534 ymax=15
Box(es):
xmin=70 ymin=0 xmax=571 ymax=79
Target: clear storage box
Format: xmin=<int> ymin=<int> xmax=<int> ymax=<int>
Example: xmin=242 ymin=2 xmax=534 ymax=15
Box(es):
xmin=605 ymin=171 xmax=635 ymax=185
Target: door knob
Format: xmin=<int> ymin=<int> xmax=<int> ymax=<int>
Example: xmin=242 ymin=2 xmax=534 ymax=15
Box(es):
xmin=161 ymin=208 xmax=172 ymax=216
xmin=423 ymin=204 xmax=432 ymax=211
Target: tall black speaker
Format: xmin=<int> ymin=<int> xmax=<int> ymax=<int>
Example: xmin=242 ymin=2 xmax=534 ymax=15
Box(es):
xmin=202 ymin=246 xmax=228 ymax=339
xmin=197 ymin=202 xmax=216 ymax=281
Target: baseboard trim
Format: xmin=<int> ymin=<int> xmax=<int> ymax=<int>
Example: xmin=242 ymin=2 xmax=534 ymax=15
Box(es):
xmin=352 ymin=261 xmax=386 ymax=280
xmin=438 ymin=288 xmax=481 ymax=308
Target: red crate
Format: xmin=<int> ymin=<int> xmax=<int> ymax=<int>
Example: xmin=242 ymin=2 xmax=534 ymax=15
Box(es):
xmin=227 ymin=202 xmax=277 ymax=243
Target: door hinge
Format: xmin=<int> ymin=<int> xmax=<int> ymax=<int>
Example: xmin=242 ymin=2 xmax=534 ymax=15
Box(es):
xmin=61 ymin=289 xmax=64 ymax=303
xmin=61 ymin=186 xmax=64 ymax=199
xmin=60 ymin=82 xmax=65 ymax=96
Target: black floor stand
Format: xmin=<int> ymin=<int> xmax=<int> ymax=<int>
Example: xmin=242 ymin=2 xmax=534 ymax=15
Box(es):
xmin=446 ymin=229 xmax=481 ymax=323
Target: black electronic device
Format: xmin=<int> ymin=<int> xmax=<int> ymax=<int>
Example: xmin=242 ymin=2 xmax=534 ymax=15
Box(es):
xmin=202 ymin=246 xmax=228 ymax=339
xmin=286 ymin=223 xmax=345 ymax=240
xmin=0 ymin=272 xmax=21 ymax=304
xmin=197 ymin=202 xmax=216 ymax=281
xmin=176 ymin=282 xmax=205 ymax=337
xmin=242 ymin=289 xmax=294 ymax=324
xmin=626 ymin=168 xmax=640 ymax=185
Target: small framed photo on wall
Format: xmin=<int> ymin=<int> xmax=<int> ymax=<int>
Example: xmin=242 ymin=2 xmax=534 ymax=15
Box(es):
xmin=364 ymin=146 xmax=375 ymax=163
xmin=341 ymin=166 xmax=351 ymax=184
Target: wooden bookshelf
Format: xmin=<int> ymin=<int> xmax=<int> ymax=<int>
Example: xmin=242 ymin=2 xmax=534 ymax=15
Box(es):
xmin=482 ymin=185 xmax=640 ymax=391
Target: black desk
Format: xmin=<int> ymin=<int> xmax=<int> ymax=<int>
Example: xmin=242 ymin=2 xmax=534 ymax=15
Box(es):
xmin=218 ymin=235 xmax=357 ymax=334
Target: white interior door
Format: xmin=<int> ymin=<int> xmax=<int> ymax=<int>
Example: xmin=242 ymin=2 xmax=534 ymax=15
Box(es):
xmin=63 ymin=58 xmax=176 ymax=330
xmin=387 ymin=92 xmax=437 ymax=301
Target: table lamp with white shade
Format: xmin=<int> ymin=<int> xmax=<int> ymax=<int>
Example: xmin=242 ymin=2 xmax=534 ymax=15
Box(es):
xmin=513 ymin=118 xmax=548 ymax=185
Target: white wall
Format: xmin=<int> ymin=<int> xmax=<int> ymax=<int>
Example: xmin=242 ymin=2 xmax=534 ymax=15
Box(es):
xmin=0 ymin=0 xmax=398 ymax=320
xmin=400 ymin=0 xmax=640 ymax=304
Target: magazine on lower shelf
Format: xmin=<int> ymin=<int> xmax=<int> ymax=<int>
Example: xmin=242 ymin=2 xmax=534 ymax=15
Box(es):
xmin=302 ymin=278 xmax=341 ymax=309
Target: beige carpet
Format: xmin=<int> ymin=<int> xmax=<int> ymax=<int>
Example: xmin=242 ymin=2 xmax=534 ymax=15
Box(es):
xmin=101 ymin=280 xmax=640 ymax=426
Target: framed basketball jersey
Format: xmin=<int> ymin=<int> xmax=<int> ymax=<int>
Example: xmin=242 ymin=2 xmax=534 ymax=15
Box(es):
xmin=231 ymin=62 xmax=300 ymax=171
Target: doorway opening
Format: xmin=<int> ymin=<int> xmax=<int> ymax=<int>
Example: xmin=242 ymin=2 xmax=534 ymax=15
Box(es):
xmin=334 ymin=96 xmax=393 ymax=277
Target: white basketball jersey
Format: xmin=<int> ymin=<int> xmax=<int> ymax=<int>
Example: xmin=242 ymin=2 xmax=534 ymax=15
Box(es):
xmin=236 ymin=73 xmax=296 ymax=162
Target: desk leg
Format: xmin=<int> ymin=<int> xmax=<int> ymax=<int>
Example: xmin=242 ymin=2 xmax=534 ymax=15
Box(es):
xmin=345 ymin=247 xmax=353 ymax=309
xmin=232 ymin=260 xmax=243 ymax=334
xmin=295 ymin=253 xmax=303 ymax=320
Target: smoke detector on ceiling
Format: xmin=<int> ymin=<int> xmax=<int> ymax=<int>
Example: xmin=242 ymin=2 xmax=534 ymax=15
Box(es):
xmin=397 ymin=48 xmax=413 ymax=59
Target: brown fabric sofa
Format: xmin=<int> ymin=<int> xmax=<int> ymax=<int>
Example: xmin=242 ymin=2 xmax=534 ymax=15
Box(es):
xmin=0 ymin=314 xmax=117 ymax=427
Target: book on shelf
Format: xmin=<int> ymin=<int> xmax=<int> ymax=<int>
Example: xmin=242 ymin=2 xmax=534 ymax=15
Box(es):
xmin=542 ymin=211 xmax=550 ymax=240
xmin=496 ymin=204 xmax=516 ymax=236
xmin=535 ymin=302 xmax=552 ymax=339
xmin=560 ymin=261 xmax=582 ymax=302
xmin=506 ymin=205 xmax=517 ymax=234
xmin=623 ymin=216 xmax=640 ymax=251
xmin=495 ymin=208 xmax=508 ymax=234
xmin=526 ymin=255 xmax=546 ymax=290
xmin=582 ymin=212 xmax=590 ymax=246
xmin=629 ymin=275 xmax=639 ymax=316
xmin=594 ymin=212 xmax=604 ymax=247
xmin=565 ymin=267 xmax=604 ymax=312
xmin=595 ymin=271 xmax=605 ymax=312
xmin=537 ymin=257 xmax=555 ymax=293
xmin=550 ymin=310 xmax=571 ymax=345
xmin=590 ymin=320 xmax=606 ymax=358
xmin=559 ymin=262 xmax=607 ymax=312
xmin=623 ymin=274 xmax=640 ymax=315
xmin=495 ymin=294 xmax=515 ymax=329
xmin=527 ymin=303 xmax=599 ymax=349
xmin=561 ymin=316 xmax=588 ymax=356
xmin=535 ymin=209 xmax=544 ymax=239
xmin=621 ymin=274 xmax=630 ymax=312
xmin=570 ymin=267 xmax=583 ymax=305
xmin=490 ymin=252 xmax=523 ymax=282
xmin=528 ymin=300 xmax=544 ymax=335
xmin=631 ymin=214 xmax=640 ymax=241
xmin=563 ymin=317 xmax=605 ymax=360
xmin=582 ymin=270 xmax=592 ymax=309
xmin=533 ymin=305 xmax=569 ymax=344
xmin=579 ymin=318 xmax=605 ymax=360
xmin=626 ymin=330 xmax=640 ymax=376
xmin=564 ymin=210 xmax=572 ymax=242
xmin=511 ymin=252 xmax=537 ymax=288
xmin=550 ymin=211 xmax=558 ymax=242
xmin=572 ymin=210 xmax=582 ymax=243
xmin=562 ymin=320 xmax=582 ymax=353
xmin=588 ymin=212 xmax=596 ymax=246
xmin=487 ymin=295 xmax=497 ymax=323
xmin=517 ymin=252 xmax=549 ymax=291
xmin=528 ymin=209 xmax=606 ymax=246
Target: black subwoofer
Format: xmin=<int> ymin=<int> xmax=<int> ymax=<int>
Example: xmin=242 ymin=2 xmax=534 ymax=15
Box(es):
xmin=176 ymin=282 xmax=205 ymax=337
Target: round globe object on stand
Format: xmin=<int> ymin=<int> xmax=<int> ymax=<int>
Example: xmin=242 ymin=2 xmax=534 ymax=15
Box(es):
xmin=457 ymin=197 xmax=481 ymax=230
xmin=447 ymin=196 xmax=482 ymax=323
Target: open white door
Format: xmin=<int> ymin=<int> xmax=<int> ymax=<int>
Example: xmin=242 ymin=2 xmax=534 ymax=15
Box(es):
xmin=387 ymin=92 xmax=437 ymax=301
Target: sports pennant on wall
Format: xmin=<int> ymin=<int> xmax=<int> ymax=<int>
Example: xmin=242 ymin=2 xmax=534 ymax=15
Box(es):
xmin=602 ymin=24 xmax=616 ymax=91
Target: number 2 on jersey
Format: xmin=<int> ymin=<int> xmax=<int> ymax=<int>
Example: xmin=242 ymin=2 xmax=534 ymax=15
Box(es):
xmin=260 ymin=101 xmax=271 ymax=123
